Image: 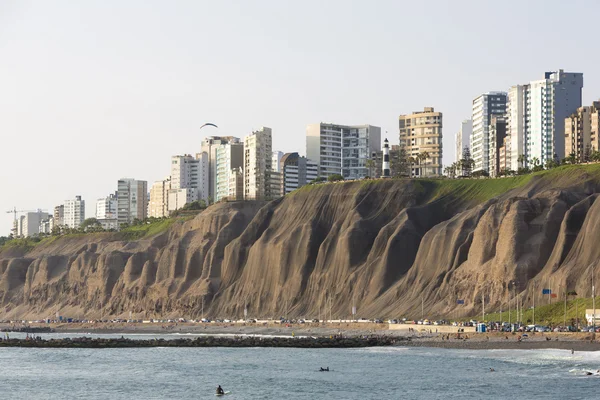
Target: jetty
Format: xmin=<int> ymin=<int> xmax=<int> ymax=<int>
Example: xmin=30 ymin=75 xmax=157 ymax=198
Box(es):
xmin=0 ymin=335 xmax=403 ymax=349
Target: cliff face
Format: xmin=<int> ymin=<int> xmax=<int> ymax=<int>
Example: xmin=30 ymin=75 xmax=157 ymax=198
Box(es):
xmin=3 ymin=166 xmax=600 ymax=320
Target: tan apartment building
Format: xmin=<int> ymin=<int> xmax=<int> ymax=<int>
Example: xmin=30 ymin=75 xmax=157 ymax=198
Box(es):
xmin=227 ymin=167 xmax=244 ymax=201
xmin=244 ymin=127 xmax=273 ymax=200
xmin=149 ymin=178 xmax=170 ymax=218
xmin=565 ymin=101 xmax=600 ymax=161
xmin=399 ymin=107 xmax=443 ymax=177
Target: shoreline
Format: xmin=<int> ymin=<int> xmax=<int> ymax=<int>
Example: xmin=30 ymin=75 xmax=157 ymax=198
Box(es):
xmin=3 ymin=322 xmax=600 ymax=351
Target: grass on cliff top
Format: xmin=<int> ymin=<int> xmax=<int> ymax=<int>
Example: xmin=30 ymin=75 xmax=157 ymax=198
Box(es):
xmin=118 ymin=215 xmax=194 ymax=240
xmin=476 ymin=295 xmax=600 ymax=326
xmin=0 ymin=216 xmax=195 ymax=254
xmin=293 ymin=163 xmax=600 ymax=204
xmin=421 ymin=175 xmax=534 ymax=204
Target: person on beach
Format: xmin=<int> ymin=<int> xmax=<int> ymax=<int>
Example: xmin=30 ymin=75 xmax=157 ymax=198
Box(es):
xmin=216 ymin=385 xmax=225 ymax=395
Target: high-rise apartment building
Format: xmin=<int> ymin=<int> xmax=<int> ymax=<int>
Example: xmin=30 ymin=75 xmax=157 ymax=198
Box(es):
xmin=201 ymin=136 xmax=240 ymax=200
xmin=16 ymin=211 xmax=49 ymax=237
xmin=507 ymin=85 xmax=526 ymax=171
xmin=169 ymin=153 xmax=209 ymax=207
xmin=272 ymin=151 xmax=284 ymax=172
xmin=215 ymin=141 xmax=244 ymax=202
xmin=244 ymin=127 xmax=273 ymax=200
xmin=39 ymin=217 xmax=54 ymax=234
xmin=526 ymin=70 xmax=583 ymax=165
xmin=96 ymin=193 xmax=117 ymax=220
xmin=228 ymin=167 xmax=244 ymax=201
xmin=506 ymin=70 xmax=584 ymax=169
xmin=53 ymin=204 xmax=64 ymax=227
xmin=455 ymin=119 xmax=472 ymax=163
xmin=399 ymin=107 xmax=443 ymax=177
xmin=306 ymin=123 xmax=381 ymax=179
xmin=149 ymin=179 xmax=170 ymax=218
xmin=565 ymin=101 xmax=600 ymax=161
xmin=117 ymin=178 xmax=148 ymax=225
xmin=280 ymin=153 xmax=318 ymax=194
xmin=63 ymin=196 xmax=85 ymax=228
xmin=489 ymin=116 xmax=507 ymax=177
xmin=96 ymin=192 xmax=118 ymax=230
xmin=471 ymin=93 xmax=507 ymax=173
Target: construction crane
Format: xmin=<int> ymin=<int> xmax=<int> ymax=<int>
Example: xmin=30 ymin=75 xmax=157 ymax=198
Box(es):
xmin=6 ymin=207 xmax=49 ymax=222
xmin=5 ymin=207 xmax=49 ymax=235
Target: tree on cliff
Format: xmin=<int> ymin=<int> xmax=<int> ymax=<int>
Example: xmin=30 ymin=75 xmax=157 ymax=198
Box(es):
xmin=459 ymin=147 xmax=474 ymax=178
xmin=390 ymin=147 xmax=410 ymax=178
xmin=328 ymin=174 xmax=344 ymax=182
xmin=81 ymin=218 xmax=102 ymax=232
xmin=0 ymin=236 xmax=10 ymax=247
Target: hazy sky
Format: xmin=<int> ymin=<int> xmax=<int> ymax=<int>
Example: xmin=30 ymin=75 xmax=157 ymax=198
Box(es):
xmin=2 ymin=0 xmax=600 ymax=234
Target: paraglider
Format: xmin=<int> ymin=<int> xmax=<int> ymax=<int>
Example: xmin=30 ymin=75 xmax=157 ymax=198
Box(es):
xmin=200 ymin=123 xmax=218 ymax=130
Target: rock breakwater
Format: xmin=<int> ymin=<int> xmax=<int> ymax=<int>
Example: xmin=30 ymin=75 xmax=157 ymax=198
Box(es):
xmin=0 ymin=335 xmax=402 ymax=348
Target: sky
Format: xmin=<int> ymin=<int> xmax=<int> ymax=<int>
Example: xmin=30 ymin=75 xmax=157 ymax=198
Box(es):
xmin=1 ymin=0 xmax=600 ymax=235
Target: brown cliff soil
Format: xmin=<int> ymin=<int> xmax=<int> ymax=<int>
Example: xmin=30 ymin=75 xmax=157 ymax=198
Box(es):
xmin=3 ymin=164 xmax=600 ymax=320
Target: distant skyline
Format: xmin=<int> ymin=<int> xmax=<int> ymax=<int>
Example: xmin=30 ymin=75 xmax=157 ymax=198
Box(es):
xmin=2 ymin=0 xmax=600 ymax=234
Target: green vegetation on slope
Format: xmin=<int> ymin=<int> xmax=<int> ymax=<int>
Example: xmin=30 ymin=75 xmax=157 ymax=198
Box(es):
xmin=293 ymin=163 xmax=600 ymax=206
xmin=118 ymin=216 xmax=194 ymax=240
xmin=421 ymin=174 xmax=534 ymax=204
xmin=482 ymin=296 xmax=600 ymax=326
xmin=0 ymin=235 xmax=65 ymax=252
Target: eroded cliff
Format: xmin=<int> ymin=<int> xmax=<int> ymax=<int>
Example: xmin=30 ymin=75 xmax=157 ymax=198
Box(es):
xmin=3 ymin=165 xmax=600 ymax=320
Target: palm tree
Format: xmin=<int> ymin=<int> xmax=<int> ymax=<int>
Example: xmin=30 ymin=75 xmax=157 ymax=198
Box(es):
xmin=517 ymin=154 xmax=526 ymax=169
xmin=444 ymin=165 xmax=451 ymax=177
xmin=408 ymin=156 xmax=417 ymax=178
xmin=418 ymin=151 xmax=430 ymax=177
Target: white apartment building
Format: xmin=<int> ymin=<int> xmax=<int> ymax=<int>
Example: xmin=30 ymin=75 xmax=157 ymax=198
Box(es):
xmin=201 ymin=136 xmax=241 ymax=200
xmin=96 ymin=192 xmax=118 ymax=230
xmin=63 ymin=196 xmax=85 ymax=228
xmin=527 ymin=70 xmax=583 ymax=165
xmin=96 ymin=193 xmax=117 ymax=220
xmin=215 ymin=141 xmax=244 ymax=202
xmin=117 ymin=179 xmax=148 ymax=225
xmin=169 ymin=153 xmax=209 ymax=207
xmin=306 ymin=123 xmax=381 ymax=179
xmin=244 ymin=127 xmax=273 ymax=200
xmin=149 ymin=179 xmax=170 ymax=218
xmin=505 ymin=71 xmax=584 ymax=169
xmin=471 ymin=92 xmax=507 ymax=173
xmin=280 ymin=153 xmax=318 ymax=194
xmin=16 ymin=211 xmax=49 ymax=237
xmin=168 ymin=188 xmax=194 ymax=211
xmin=39 ymin=217 xmax=54 ymax=234
xmin=455 ymin=119 xmax=472 ymax=162
xmin=272 ymin=151 xmax=284 ymax=172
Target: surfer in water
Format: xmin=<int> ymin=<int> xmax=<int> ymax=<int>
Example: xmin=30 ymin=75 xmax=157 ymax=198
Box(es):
xmin=489 ymin=368 xmax=495 ymax=372
xmin=216 ymin=385 xmax=225 ymax=395
xmin=320 ymin=367 xmax=330 ymax=371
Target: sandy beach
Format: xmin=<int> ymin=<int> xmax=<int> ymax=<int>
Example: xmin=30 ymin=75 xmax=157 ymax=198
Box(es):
xmin=4 ymin=321 xmax=600 ymax=350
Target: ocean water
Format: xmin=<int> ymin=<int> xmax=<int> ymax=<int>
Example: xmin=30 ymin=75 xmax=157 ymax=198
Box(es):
xmin=0 ymin=338 xmax=598 ymax=399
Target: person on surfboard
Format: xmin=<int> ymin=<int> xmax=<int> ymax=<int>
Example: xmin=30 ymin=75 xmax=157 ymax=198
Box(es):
xmin=216 ymin=385 xmax=225 ymax=395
